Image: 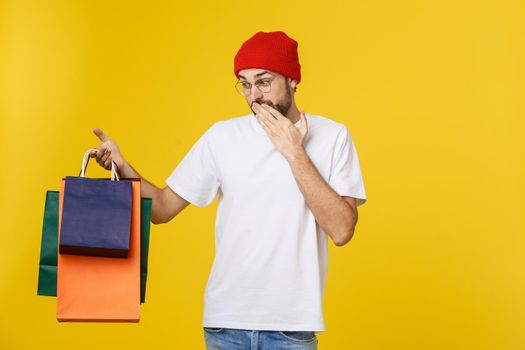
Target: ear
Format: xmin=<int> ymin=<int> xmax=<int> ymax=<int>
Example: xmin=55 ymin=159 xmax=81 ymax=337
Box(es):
xmin=288 ymin=78 xmax=298 ymax=92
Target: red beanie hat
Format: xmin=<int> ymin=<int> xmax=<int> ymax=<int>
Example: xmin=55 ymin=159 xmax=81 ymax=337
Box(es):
xmin=234 ymin=31 xmax=301 ymax=84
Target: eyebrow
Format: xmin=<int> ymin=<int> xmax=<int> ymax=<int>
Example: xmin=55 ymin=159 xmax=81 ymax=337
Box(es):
xmin=238 ymin=71 xmax=274 ymax=80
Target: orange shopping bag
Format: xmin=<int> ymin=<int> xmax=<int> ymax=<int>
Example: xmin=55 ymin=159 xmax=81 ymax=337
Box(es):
xmin=56 ymin=178 xmax=141 ymax=322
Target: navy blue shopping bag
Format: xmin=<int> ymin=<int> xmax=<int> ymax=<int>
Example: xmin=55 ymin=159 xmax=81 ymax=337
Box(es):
xmin=59 ymin=149 xmax=133 ymax=258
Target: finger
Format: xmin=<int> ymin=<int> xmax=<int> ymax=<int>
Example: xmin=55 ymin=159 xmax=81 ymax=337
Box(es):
xmin=261 ymin=104 xmax=285 ymax=121
xmin=299 ymin=111 xmax=308 ymax=136
xmin=96 ymin=147 xmax=109 ymax=162
xmin=102 ymin=157 xmax=112 ymax=170
xmin=94 ymin=148 xmax=103 ymax=162
xmin=255 ymin=114 xmax=273 ymax=134
xmin=254 ymin=105 xmax=277 ymax=126
xmin=93 ymin=127 xmax=110 ymax=142
xmin=99 ymin=148 xmax=111 ymax=164
xmin=258 ymin=105 xmax=278 ymax=122
xmin=90 ymin=146 xmax=105 ymax=158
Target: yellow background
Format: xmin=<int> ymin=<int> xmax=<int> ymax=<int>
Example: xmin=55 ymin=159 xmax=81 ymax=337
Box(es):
xmin=1 ymin=0 xmax=524 ymax=349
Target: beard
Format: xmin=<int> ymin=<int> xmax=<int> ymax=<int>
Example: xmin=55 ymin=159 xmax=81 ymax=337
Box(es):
xmin=251 ymin=80 xmax=293 ymax=117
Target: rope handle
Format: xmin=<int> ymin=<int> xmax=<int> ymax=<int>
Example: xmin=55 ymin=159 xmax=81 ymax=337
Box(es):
xmin=79 ymin=148 xmax=120 ymax=181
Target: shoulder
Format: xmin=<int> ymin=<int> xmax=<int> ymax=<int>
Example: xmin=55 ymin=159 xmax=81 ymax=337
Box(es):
xmin=212 ymin=114 xmax=251 ymax=132
xmin=205 ymin=114 xmax=253 ymax=143
xmin=306 ymin=113 xmax=351 ymax=139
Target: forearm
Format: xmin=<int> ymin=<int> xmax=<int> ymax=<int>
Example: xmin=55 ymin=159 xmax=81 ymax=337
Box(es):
xmin=117 ymin=161 xmax=165 ymax=223
xmin=287 ymin=149 xmax=357 ymax=246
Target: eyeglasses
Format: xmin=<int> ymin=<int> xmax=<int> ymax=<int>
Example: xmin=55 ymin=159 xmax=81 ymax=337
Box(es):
xmin=235 ymin=75 xmax=277 ymax=96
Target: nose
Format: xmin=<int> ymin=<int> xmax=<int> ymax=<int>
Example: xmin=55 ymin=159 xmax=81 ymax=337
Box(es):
xmin=249 ymin=85 xmax=264 ymax=101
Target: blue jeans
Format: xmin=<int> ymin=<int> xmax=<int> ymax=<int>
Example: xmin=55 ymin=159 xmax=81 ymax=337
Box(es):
xmin=203 ymin=327 xmax=318 ymax=350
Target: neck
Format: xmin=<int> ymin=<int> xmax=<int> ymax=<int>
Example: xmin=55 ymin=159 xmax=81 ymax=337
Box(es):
xmin=286 ymin=103 xmax=301 ymax=124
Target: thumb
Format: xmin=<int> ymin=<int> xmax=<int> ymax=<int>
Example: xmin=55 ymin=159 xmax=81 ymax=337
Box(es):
xmin=299 ymin=111 xmax=308 ymax=136
xmin=92 ymin=127 xmax=109 ymax=142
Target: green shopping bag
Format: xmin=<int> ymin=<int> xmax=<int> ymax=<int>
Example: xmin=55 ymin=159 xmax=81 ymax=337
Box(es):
xmin=37 ymin=191 xmax=60 ymax=296
xmin=139 ymin=197 xmax=152 ymax=304
xmin=37 ymin=191 xmax=153 ymax=303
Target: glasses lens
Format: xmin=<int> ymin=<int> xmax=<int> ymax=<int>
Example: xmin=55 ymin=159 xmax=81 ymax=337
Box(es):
xmin=235 ymin=82 xmax=243 ymax=95
xmin=256 ymin=78 xmax=273 ymax=94
xmin=235 ymin=81 xmax=250 ymax=96
xmin=235 ymin=79 xmax=273 ymax=95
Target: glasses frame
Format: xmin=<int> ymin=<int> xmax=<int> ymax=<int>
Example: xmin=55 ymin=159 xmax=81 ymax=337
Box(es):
xmin=235 ymin=74 xmax=277 ymax=96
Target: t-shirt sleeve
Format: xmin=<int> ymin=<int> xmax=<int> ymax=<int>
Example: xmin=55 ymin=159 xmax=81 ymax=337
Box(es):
xmin=166 ymin=124 xmax=221 ymax=208
xmin=328 ymin=126 xmax=367 ymax=206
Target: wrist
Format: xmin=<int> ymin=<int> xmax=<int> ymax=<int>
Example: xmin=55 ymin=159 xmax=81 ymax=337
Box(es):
xmin=114 ymin=158 xmax=129 ymax=176
xmin=286 ymin=146 xmax=308 ymax=164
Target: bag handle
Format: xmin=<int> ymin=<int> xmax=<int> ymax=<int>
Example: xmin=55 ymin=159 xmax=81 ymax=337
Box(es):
xmin=79 ymin=148 xmax=120 ymax=181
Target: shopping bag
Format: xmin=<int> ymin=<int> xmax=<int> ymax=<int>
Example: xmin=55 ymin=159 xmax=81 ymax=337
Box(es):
xmin=59 ymin=150 xmax=132 ymax=258
xmin=56 ymin=178 xmax=141 ymax=322
xmin=140 ymin=197 xmax=152 ymax=304
xmin=37 ymin=193 xmax=152 ymax=303
xmin=37 ymin=191 xmax=59 ymax=296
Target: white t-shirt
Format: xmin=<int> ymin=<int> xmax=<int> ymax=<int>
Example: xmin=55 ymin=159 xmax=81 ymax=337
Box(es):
xmin=166 ymin=112 xmax=366 ymax=332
